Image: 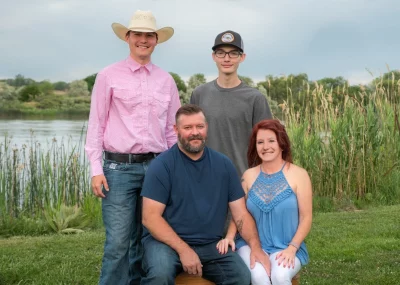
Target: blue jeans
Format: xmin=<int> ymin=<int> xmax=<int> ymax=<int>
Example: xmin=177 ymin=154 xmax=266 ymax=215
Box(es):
xmin=141 ymin=237 xmax=251 ymax=285
xmin=99 ymin=159 xmax=152 ymax=285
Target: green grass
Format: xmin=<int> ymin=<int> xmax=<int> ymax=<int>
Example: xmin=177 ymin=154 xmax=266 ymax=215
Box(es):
xmin=0 ymin=205 xmax=399 ymax=285
xmin=0 ymin=230 xmax=104 ymax=285
xmin=303 ymin=205 xmax=400 ymax=285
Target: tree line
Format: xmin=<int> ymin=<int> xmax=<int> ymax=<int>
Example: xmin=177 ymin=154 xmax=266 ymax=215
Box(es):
xmin=1 ymin=71 xmax=399 ymax=117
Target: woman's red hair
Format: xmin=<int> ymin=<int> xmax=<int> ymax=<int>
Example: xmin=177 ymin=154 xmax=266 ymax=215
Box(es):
xmin=247 ymin=119 xmax=293 ymax=167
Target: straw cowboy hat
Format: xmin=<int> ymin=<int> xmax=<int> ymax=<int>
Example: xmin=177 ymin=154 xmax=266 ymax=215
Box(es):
xmin=112 ymin=10 xmax=174 ymax=44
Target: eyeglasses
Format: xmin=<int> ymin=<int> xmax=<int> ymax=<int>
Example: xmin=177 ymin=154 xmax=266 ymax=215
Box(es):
xmin=214 ymin=50 xmax=242 ymax=58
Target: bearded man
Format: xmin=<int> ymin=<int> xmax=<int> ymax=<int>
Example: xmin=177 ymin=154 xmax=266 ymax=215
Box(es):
xmin=140 ymin=104 xmax=270 ymax=285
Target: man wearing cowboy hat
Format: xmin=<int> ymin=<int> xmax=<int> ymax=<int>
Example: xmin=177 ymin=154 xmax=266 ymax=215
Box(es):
xmin=85 ymin=10 xmax=181 ymax=285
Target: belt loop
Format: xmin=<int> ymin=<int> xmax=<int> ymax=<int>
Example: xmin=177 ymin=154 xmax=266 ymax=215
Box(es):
xmin=128 ymin=154 xmax=132 ymax=164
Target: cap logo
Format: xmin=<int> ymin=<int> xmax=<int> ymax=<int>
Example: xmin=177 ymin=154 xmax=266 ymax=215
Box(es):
xmin=221 ymin=33 xmax=234 ymax=43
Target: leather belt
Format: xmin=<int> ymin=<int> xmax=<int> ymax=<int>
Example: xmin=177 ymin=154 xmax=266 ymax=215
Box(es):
xmin=104 ymin=151 xmax=159 ymax=163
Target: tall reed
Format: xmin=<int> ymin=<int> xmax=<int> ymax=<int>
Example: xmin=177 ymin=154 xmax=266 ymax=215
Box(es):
xmin=0 ymin=128 xmax=91 ymax=219
xmin=283 ymin=75 xmax=400 ymax=210
xmin=1 ymin=76 xmax=399 ymax=225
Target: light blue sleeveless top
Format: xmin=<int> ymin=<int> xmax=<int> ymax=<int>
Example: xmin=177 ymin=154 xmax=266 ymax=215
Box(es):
xmin=236 ymin=163 xmax=309 ymax=265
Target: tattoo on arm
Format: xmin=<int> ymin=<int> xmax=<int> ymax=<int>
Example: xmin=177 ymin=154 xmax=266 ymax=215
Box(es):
xmin=236 ymin=219 xmax=243 ymax=234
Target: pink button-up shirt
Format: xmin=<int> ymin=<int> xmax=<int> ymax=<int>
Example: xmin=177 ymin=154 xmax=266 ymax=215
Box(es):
xmin=85 ymin=57 xmax=181 ymax=177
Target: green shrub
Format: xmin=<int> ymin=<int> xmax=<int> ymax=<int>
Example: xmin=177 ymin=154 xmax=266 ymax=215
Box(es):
xmin=43 ymin=204 xmax=90 ymax=234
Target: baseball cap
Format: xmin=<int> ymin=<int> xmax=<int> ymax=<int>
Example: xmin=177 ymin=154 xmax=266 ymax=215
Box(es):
xmin=212 ymin=30 xmax=244 ymax=52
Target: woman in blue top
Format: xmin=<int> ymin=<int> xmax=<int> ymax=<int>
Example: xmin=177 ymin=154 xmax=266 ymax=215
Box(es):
xmin=217 ymin=119 xmax=313 ymax=285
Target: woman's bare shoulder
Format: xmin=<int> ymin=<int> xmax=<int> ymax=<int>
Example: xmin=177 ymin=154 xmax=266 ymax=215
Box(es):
xmin=242 ymin=165 xmax=260 ymax=179
xmin=287 ymin=163 xmax=309 ymax=176
xmin=242 ymin=165 xmax=260 ymax=191
xmin=285 ymin=163 xmax=311 ymax=187
xmin=285 ymin=163 xmax=312 ymax=194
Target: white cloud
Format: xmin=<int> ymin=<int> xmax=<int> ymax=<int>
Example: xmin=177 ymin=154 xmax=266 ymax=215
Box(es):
xmin=346 ymin=70 xmax=375 ymax=85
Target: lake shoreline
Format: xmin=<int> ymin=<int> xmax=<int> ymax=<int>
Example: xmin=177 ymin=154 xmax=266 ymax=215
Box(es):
xmin=0 ymin=109 xmax=89 ymax=120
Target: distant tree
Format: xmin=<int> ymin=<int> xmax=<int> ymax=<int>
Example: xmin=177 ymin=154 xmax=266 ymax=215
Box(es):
xmin=371 ymin=70 xmax=400 ymax=102
xmin=238 ymin=75 xmax=255 ymax=87
xmin=257 ymin=75 xmax=287 ymax=103
xmin=346 ymin=85 xmax=373 ymax=106
xmin=19 ymin=84 xmax=41 ymax=102
xmin=317 ymin=76 xmax=346 ymax=89
xmin=314 ymin=76 xmax=347 ymax=106
xmin=84 ymin=74 xmax=97 ymax=93
xmin=26 ymin=78 xmax=35 ymax=85
xmin=287 ymin=73 xmax=309 ymax=97
xmin=347 ymin=85 xmax=363 ymax=99
xmin=258 ymin=73 xmax=310 ymax=113
xmin=38 ymin=80 xmax=54 ymax=95
xmin=188 ymin=73 xmax=206 ymax=89
xmin=0 ymin=82 xmax=17 ymax=101
xmin=257 ymin=85 xmax=280 ymax=118
xmin=68 ymin=80 xmax=90 ymax=97
xmin=175 ymin=73 xmax=207 ymax=105
xmin=347 ymin=85 xmax=362 ymax=95
xmin=36 ymin=94 xmax=63 ymax=109
xmin=371 ymin=70 xmax=400 ymax=87
xmin=14 ymin=74 xmax=27 ymax=87
xmin=263 ymin=73 xmax=309 ymax=101
xmin=179 ymin=90 xmax=191 ymax=105
xmin=5 ymin=79 xmax=13 ymax=86
xmin=169 ymin=72 xmax=187 ymax=93
xmin=53 ymin=81 xmax=69 ymax=91
xmin=8 ymin=74 xmax=35 ymax=87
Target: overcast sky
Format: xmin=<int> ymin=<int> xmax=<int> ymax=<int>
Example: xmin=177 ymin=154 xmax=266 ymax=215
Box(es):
xmin=1 ymin=0 xmax=399 ymax=85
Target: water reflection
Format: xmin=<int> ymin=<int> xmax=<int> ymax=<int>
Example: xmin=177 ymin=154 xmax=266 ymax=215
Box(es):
xmin=0 ymin=119 xmax=91 ymax=210
xmin=0 ymin=119 xmax=88 ymax=148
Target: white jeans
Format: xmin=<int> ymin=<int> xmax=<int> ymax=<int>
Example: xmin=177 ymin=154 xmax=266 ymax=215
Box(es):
xmin=237 ymin=245 xmax=301 ymax=285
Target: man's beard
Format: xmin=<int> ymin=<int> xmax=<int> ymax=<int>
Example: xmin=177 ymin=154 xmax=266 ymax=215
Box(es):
xmin=178 ymin=133 xmax=206 ymax=154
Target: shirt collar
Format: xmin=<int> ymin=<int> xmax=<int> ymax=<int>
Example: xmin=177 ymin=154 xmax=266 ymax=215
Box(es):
xmin=125 ymin=56 xmax=153 ymax=73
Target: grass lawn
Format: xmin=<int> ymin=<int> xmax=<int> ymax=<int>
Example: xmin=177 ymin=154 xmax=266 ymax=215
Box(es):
xmin=0 ymin=205 xmax=399 ymax=285
xmin=302 ymin=204 xmax=400 ymax=285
